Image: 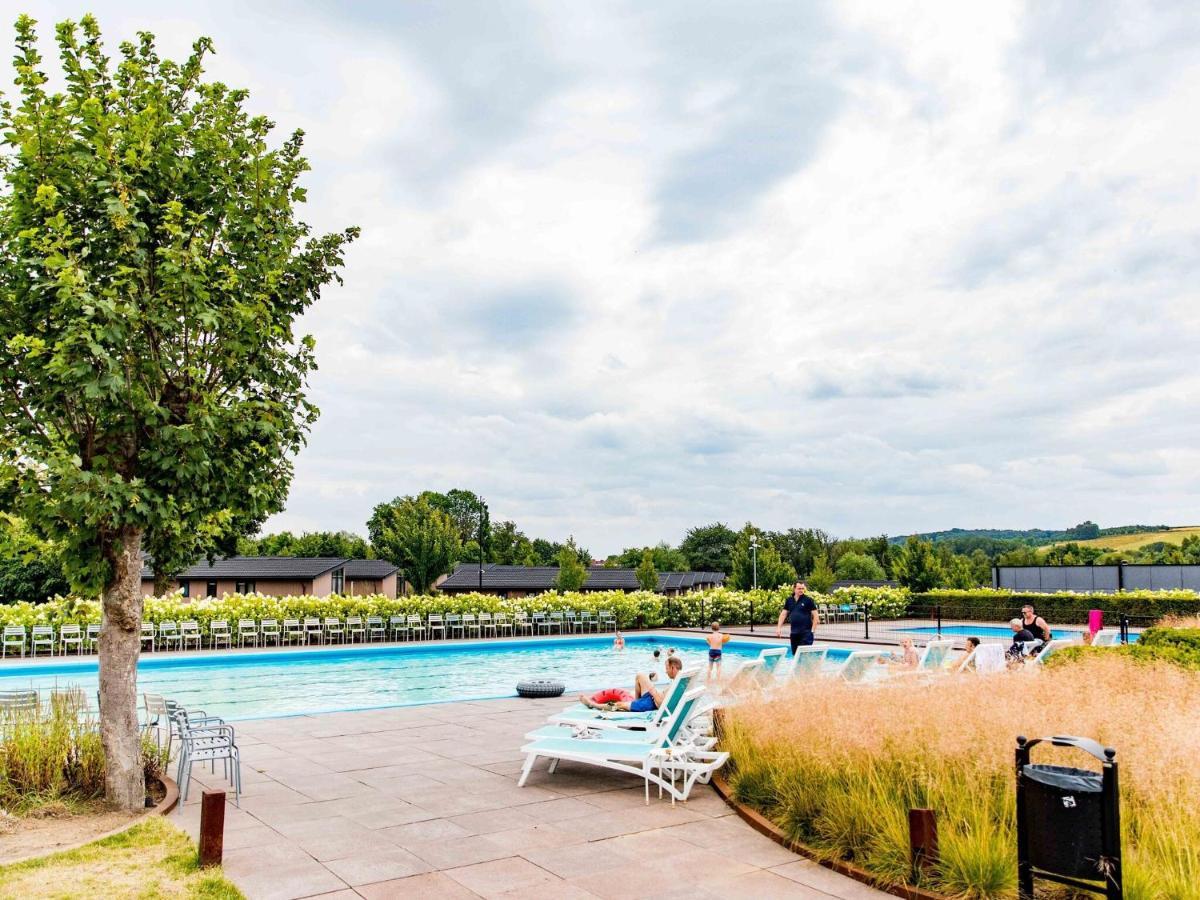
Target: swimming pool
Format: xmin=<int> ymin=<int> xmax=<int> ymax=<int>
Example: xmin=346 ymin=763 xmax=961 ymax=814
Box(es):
xmin=898 ymin=625 xmax=1087 ymax=639
xmin=0 ymin=634 xmax=842 ymax=720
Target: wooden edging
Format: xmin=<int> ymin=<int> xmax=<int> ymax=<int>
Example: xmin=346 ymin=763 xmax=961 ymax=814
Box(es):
xmin=1 ymin=774 xmax=180 ymax=867
xmin=709 ymin=771 xmax=948 ymax=900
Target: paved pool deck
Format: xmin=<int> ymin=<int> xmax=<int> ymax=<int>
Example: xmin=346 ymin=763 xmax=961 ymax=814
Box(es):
xmin=171 ymin=696 xmax=887 ymax=900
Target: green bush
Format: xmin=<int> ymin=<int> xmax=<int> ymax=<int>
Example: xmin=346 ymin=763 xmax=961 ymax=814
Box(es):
xmin=0 ymin=586 xmax=824 ymax=632
xmin=1054 ymin=626 xmax=1200 ymax=671
xmin=831 ymin=585 xmax=910 ymax=619
xmin=912 ymin=588 xmax=1200 ymax=624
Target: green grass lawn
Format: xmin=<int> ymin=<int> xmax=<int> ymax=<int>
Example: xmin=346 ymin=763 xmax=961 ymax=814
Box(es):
xmin=0 ymin=816 xmax=243 ymax=900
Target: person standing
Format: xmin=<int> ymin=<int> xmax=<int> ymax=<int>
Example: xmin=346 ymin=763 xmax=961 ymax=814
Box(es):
xmin=776 ymin=581 xmax=819 ymax=654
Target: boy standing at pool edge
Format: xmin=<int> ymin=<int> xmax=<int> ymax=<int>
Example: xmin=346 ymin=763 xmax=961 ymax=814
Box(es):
xmin=707 ymin=622 xmax=731 ymax=680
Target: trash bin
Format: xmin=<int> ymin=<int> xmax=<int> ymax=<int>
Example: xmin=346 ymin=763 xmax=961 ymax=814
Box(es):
xmin=1015 ymin=735 xmax=1122 ymax=900
xmin=1021 ymin=764 xmax=1105 ymax=879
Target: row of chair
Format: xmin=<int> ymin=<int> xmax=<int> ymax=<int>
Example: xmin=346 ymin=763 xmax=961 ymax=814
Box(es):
xmin=1 ymin=609 xmax=621 ymax=656
xmin=143 ymin=695 xmax=241 ymax=805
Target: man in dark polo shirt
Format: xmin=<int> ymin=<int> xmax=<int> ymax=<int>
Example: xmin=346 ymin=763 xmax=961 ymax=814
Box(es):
xmin=776 ymin=581 xmax=819 ymax=654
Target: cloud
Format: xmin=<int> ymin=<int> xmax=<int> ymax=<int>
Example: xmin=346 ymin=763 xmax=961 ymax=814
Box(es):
xmin=13 ymin=0 xmax=1200 ymax=552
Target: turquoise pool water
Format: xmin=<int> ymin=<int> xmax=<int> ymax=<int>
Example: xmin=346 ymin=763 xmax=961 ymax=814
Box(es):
xmin=0 ymin=635 xmax=838 ymax=720
xmin=898 ymin=625 xmax=1085 ymax=639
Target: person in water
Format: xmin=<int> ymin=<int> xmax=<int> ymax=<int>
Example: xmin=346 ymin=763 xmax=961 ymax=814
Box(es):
xmin=706 ymin=622 xmax=731 ymax=680
xmin=580 ymin=656 xmax=683 ymax=711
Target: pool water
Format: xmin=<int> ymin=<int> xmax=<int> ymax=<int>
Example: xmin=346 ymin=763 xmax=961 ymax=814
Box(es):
xmin=0 ymin=635 xmax=839 ymax=720
xmin=898 ymin=625 xmax=1086 ymax=640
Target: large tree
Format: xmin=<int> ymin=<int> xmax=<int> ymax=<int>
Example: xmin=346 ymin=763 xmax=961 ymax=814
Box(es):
xmin=607 ymin=541 xmax=689 ymax=572
xmin=893 ymin=536 xmax=942 ymax=592
xmin=555 ymin=537 xmax=589 ymax=592
xmin=729 ymin=525 xmax=795 ymax=590
xmin=239 ymin=529 xmax=372 ymax=559
xmin=0 ymin=17 xmax=356 ymax=808
xmin=678 ymin=522 xmax=736 ymax=573
xmin=423 ymin=488 xmax=490 ymax=552
xmin=368 ymin=495 xmax=461 ymax=594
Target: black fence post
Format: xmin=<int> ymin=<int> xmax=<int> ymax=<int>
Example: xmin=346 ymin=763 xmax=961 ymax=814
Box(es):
xmin=936 ymin=604 xmax=942 ymax=638
xmin=701 ymin=595 xmax=706 ymax=629
xmin=864 ymin=605 xmax=870 ymax=641
xmin=1119 ymin=614 xmax=1130 ymax=645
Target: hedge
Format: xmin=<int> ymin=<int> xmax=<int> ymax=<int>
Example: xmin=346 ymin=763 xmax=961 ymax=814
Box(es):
xmin=910 ymin=587 xmax=1200 ymax=623
xmin=1051 ymin=626 xmax=1200 ymax=671
xmin=0 ymin=586 xmax=825 ymax=633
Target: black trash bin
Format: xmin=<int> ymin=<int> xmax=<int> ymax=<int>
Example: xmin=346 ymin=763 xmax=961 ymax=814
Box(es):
xmin=1021 ymin=764 xmax=1105 ymax=879
xmin=1015 ymin=735 xmax=1122 ymax=899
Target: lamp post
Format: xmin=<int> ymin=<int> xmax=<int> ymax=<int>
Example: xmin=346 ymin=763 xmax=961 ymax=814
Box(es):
xmin=750 ymin=535 xmax=758 ymax=632
xmin=478 ymin=499 xmax=489 ymax=591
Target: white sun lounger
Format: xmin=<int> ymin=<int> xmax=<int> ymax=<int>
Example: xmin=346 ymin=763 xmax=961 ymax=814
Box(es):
xmin=1033 ymin=637 xmax=1084 ymax=665
xmin=518 ymin=690 xmax=725 ymax=804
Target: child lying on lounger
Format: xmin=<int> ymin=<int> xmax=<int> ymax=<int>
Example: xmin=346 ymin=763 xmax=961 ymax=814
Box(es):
xmin=579 ymin=656 xmax=682 ymax=712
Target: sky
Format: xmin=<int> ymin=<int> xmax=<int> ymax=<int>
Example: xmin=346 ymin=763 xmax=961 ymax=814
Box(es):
xmin=11 ymin=1 xmax=1200 ymax=555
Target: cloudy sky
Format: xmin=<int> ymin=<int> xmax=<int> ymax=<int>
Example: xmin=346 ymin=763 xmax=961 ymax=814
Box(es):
xmin=14 ymin=1 xmax=1200 ymax=553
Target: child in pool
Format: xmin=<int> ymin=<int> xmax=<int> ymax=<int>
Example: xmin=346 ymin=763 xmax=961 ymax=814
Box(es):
xmin=613 ymin=631 xmax=625 ymax=651
xmin=706 ymin=622 xmax=731 ymax=680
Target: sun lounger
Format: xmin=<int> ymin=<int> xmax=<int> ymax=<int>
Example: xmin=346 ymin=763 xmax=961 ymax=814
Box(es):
xmin=786 ymin=646 xmax=829 ymax=681
xmin=837 ymin=650 xmax=886 ymax=683
xmin=1091 ymin=628 xmax=1122 ymax=647
xmin=518 ymin=690 xmax=725 ymax=804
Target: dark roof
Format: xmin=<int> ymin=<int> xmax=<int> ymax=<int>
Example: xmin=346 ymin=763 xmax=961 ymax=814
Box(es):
xmin=344 ymin=559 xmax=400 ymax=579
xmin=439 ymin=564 xmax=725 ymax=593
xmin=140 ymin=556 xmax=395 ymax=581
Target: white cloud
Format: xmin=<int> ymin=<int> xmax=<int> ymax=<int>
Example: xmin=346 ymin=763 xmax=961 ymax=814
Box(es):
xmin=12 ymin=0 xmax=1200 ymax=552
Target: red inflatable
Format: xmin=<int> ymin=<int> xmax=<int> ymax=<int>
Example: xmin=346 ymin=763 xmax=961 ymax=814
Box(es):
xmin=590 ymin=688 xmax=634 ymax=704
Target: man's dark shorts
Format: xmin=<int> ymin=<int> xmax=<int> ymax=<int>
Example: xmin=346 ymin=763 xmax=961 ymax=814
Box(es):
xmin=790 ymin=632 xmax=814 ymax=653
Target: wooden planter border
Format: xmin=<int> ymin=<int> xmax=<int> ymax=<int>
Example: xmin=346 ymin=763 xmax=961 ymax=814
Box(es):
xmin=710 ymin=770 xmax=948 ymax=900
xmin=2 ymin=774 xmax=179 ymax=867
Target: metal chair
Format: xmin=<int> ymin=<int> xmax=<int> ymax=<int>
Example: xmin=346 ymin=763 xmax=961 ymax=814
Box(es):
xmin=140 ymin=622 xmax=156 ymax=652
xmin=598 ymin=610 xmax=616 ymax=632
xmin=171 ymin=704 xmax=241 ymax=806
xmin=367 ymin=616 xmax=386 ymax=642
xmin=514 ymin=612 xmax=533 ymax=636
xmin=563 ymin=610 xmax=578 ymax=633
xmin=180 ymin=620 xmax=203 ymax=650
xmin=407 ymin=615 xmax=426 ymax=641
xmin=85 ymin=623 xmax=101 ymax=653
xmin=303 ymin=617 xmax=323 ymax=645
xmin=427 ymin=614 xmax=445 ymax=640
xmin=2 ymin=626 xmax=27 ymax=658
xmin=324 ymin=617 xmax=346 ymax=644
xmin=209 ymin=620 xmax=233 ymax=649
xmin=462 ymin=613 xmax=479 ymax=638
xmin=548 ymin=612 xmax=564 ymax=634
xmin=58 ymin=623 xmax=84 ymax=655
xmin=157 ymin=621 xmax=182 ymax=651
xmin=579 ymin=611 xmax=597 ymax=633
xmin=30 ymin=625 xmax=55 ymax=656
xmin=389 ymin=615 xmax=408 ymax=641
xmin=260 ymin=619 xmax=281 ymax=646
xmin=345 ymin=616 xmax=366 ymax=643
xmin=478 ymin=612 xmax=496 ymax=637
xmin=493 ymin=613 xmax=512 ymax=637
xmin=237 ymin=619 xmax=259 ymax=648
xmin=0 ymin=690 xmax=39 ymax=712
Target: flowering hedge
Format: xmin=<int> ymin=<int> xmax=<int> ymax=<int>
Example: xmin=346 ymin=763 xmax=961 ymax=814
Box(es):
xmin=830 ymin=585 xmax=910 ymax=619
xmin=0 ymin=586 xmax=823 ymax=632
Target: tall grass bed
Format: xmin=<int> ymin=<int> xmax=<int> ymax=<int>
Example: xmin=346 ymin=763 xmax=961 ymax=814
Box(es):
xmin=722 ymin=655 xmax=1200 ymax=899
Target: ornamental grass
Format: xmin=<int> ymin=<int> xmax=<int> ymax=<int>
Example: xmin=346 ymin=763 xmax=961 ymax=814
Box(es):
xmin=722 ymin=654 xmax=1200 ymax=899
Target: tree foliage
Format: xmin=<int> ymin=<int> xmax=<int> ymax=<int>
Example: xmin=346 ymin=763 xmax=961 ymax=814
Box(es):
xmin=729 ymin=525 xmax=795 ymax=590
xmin=635 ymin=549 xmax=658 ymax=591
xmin=893 ymin=536 xmax=942 ymax=592
xmin=833 ymin=551 xmax=886 ymax=582
xmin=0 ymin=15 xmax=355 ymax=808
xmin=678 ymin=522 xmax=736 ymax=573
xmin=608 ymin=541 xmax=689 ymax=571
xmin=238 ymin=530 xmax=372 ymax=559
xmin=555 ymin=536 xmax=589 ymax=592
xmin=367 ymin=496 xmax=460 ymax=594
xmin=423 ymin=488 xmax=489 ymax=553
xmin=806 ymin=553 xmax=836 ymax=593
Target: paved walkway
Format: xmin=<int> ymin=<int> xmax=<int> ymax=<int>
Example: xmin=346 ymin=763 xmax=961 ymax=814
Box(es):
xmin=172 ymin=697 xmax=887 ymax=899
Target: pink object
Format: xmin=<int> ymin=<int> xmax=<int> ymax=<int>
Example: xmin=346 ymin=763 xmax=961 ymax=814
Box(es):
xmin=1088 ymin=609 xmax=1103 ymax=635
xmin=591 ymin=688 xmax=634 ymax=704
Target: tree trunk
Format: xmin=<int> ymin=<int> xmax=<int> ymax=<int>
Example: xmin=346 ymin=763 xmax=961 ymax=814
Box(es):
xmin=99 ymin=526 xmax=146 ymax=811
xmin=153 ymin=570 xmax=171 ymax=596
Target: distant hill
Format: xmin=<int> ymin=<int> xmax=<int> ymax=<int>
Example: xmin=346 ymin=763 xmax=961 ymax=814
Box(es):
xmin=1056 ymin=527 xmax=1200 ymax=552
xmin=892 ymin=524 xmax=1171 ymax=548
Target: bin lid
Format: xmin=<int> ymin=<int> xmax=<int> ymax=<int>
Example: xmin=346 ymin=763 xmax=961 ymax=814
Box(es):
xmin=1023 ymin=764 xmax=1102 ymax=792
